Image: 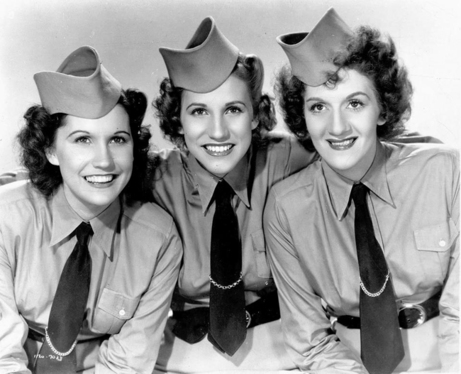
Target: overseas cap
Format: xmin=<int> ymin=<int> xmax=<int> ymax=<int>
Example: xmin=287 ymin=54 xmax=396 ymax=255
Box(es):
xmin=277 ymin=8 xmax=353 ymax=86
xmin=34 ymin=46 xmax=122 ymax=118
xmin=159 ymin=17 xmax=239 ymax=93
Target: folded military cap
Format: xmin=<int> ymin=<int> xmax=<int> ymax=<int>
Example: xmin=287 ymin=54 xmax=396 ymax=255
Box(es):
xmin=159 ymin=16 xmax=239 ymax=93
xmin=277 ymin=8 xmax=353 ymax=86
xmin=34 ymin=46 xmax=122 ymax=118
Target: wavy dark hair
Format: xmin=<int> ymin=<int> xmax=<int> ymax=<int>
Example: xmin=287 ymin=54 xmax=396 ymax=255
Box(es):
xmin=153 ymin=53 xmax=276 ymax=150
xmin=18 ymin=89 xmax=151 ymax=203
xmin=275 ymin=26 xmax=413 ymax=143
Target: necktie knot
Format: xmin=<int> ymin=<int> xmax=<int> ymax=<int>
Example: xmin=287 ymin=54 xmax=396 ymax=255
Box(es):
xmin=351 ymin=182 xmax=368 ymax=207
xmin=213 ymin=180 xmax=233 ymax=207
xmin=76 ymin=222 xmax=93 ymax=246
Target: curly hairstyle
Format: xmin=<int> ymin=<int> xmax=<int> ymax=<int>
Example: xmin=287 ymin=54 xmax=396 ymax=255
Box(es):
xmin=18 ymin=89 xmax=152 ymax=203
xmin=153 ymin=53 xmax=276 ymax=150
xmin=275 ymin=26 xmax=413 ymax=143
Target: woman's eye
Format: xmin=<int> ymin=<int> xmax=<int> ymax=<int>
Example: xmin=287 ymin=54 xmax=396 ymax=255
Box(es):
xmin=191 ymin=108 xmax=207 ymax=116
xmin=309 ymin=103 xmax=325 ymax=113
xmin=348 ymin=99 xmax=364 ymax=110
xmin=226 ymin=106 xmax=243 ymax=114
xmin=75 ymin=136 xmax=90 ymax=144
xmin=111 ymin=136 xmax=127 ymax=144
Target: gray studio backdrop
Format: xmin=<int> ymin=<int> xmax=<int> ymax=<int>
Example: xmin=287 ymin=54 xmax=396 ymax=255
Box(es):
xmin=1 ymin=0 xmax=460 ymax=173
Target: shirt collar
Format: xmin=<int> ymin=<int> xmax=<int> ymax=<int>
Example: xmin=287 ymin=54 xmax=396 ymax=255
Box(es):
xmin=50 ymin=185 xmax=121 ymax=257
xmin=323 ymin=141 xmax=394 ymax=220
xmin=187 ymin=149 xmax=251 ymax=214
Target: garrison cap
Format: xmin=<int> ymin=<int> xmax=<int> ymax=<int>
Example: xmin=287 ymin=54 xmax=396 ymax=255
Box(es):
xmin=277 ymin=8 xmax=353 ymax=86
xmin=159 ymin=17 xmax=239 ymax=93
xmin=34 ymin=46 xmax=122 ymax=118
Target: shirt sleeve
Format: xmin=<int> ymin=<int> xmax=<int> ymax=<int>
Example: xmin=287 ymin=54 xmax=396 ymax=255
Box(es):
xmin=438 ymin=154 xmax=460 ymax=372
xmin=0 ymin=227 xmax=31 ymax=373
xmin=263 ymin=189 xmax=367 ymax=373
xmin=95 ymin=219 xmax=182 ymax=374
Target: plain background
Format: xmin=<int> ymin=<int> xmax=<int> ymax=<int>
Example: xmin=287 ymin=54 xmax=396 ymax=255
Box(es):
xmin=1 ymin=0 xmax=460 ymax=174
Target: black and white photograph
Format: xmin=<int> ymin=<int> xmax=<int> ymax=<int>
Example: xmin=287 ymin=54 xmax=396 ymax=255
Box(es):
xmin=0 ymin=0 xmax=459 ymax=373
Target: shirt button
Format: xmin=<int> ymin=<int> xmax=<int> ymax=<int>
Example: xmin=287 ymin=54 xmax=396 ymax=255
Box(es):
xmin=119 ymin=309 xmax=126 ymax=317
xmin=439 ymin=240 xmax=446 ymax=247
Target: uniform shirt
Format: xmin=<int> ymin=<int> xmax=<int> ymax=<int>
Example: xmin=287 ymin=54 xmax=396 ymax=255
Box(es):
xmin=264 ymin=141 xmax=459 ymax=373
xmin=0 ymin=181 xmax=182 ymax=374
xmin=151 ymin=136 xmax=317 ymax=308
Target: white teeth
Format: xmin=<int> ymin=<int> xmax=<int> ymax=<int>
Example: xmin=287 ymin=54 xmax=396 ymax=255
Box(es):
xmin=205 ymin=144 xmax=232 ymax=153
xmin=330 ymin=139 xmax=354 ymax=147
xmin=85 ymin=175 xmax=114 ymax=183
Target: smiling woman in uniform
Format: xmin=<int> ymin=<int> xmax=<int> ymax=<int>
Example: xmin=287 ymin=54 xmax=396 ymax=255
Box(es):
xmin=0 ymin=46 xmax=182 ymax=374
xmin=264 ymin=8 xmax=459 ymax=373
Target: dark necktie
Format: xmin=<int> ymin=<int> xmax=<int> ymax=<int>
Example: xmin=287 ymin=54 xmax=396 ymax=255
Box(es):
xmin=208 ymin=180 xmax=246 ymax=356
xmin=351 ymin=183 xmax=404 ymax=374
xmin=35 ymin=222 xmax=93 ymax=374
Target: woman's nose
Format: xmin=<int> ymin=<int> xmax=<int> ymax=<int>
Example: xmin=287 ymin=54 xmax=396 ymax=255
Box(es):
xmin=92 ymin=144 xmax=114 ymax=169
xmin=207 ymin=115 xmax=230 ymax=141
xmin=328 ymin=110 xmax=351 ymax=136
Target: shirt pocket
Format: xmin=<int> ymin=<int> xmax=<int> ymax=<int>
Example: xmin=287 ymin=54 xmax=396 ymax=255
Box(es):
xmin=413 ymin=219 xmax=458 ymax=282
xmin=93 ymin=288 xmax=140 ymax=335
xmin=251 ymin=229 xmax=272 ymax=278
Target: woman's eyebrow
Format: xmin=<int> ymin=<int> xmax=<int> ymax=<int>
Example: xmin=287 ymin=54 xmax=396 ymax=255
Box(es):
xmin=185 ymin=102 xmax=207 ymax=110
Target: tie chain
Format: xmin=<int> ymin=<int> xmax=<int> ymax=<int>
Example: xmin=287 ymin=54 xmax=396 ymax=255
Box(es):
xmin=359 ymin=270 xmax=390 ymax=297
xmin=44 ymin=327 xmax=77 ymax=357
xmin=209 ymin=272 xmax=243 ymax=290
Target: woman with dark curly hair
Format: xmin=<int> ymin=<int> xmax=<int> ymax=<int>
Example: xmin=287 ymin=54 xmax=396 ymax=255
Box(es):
xmin=0 ymin=46 xmax=182 ymax=373
xmin=150 ymin=16 xmax=318 ymax=373
xmin=265 ymin=8 xmax=459 ymax=373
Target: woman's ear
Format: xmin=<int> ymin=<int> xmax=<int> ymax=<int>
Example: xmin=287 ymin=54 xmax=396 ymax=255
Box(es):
xmin=377 ymin=113 xmax=386 ymax=126
xmin=46 ymin=147 xmax=59 ymax=166
xmin=178 ymin=126 xmax=184 ymax=135
xmin=251 ymin=117 xmax=259 ymax=130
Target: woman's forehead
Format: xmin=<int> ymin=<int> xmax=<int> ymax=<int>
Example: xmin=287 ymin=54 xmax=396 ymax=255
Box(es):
xmin=304 ymin=69 xmax=378 ymax=100
xmin=181 ymin=74 xmax=252 ymax=106
xmin=59 ymin=104 xmax=130 ymax=134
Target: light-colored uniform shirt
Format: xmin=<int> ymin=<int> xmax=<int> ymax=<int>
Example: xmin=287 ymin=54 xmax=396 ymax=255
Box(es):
xmin=151 ymin=136 xmax=318 ymax=372
xmin=264 ymin=141 xmax=459 ymax=373
xmin=0 ymin=181 xmax=182 ymax=374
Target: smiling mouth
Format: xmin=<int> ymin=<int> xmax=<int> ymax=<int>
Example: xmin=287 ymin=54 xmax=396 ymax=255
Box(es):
xmin=327 ymin=137 xmax=357 ymax=150
xmin=203 ymin=144 xmax=234 ymax=156
xmin=84 ymin=175 xmax=117 ymax=184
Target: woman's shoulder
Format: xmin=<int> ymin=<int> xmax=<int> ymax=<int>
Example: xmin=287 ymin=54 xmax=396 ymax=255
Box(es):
xmin=122 ymin=200 xmax=177 ymax=237
xmin=0 ymin=181 xmax=47 ymax=232
xmin=0 ymin=179 xmax=43 ymax=208
xmin=149 ymin=148 xmax=188 ymax=178
xmin=269 ymin=160 xmax=323 ymax=200
xmin=386 ymin=141 xmax=459 ymax=167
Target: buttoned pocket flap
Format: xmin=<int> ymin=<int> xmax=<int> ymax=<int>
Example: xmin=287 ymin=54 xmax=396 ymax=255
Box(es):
xmin=414 ymin=220 xmax=457 ymax=252
xmin=98 ymin=288 xmax=139 ymax=321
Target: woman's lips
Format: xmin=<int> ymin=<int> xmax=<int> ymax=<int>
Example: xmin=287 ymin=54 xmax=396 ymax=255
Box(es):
xmin=327 ymin=137 xmax=357 ymax=150
xmin=84 ymin=174 xmax=117 ymax=185
xmin=203 ymin=144 xmax=234 ymax=156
